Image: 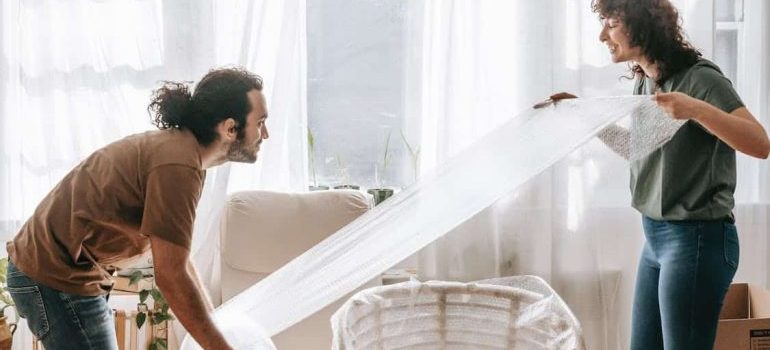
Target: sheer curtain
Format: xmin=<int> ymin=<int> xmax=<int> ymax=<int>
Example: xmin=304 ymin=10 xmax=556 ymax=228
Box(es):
xmin=405 ymin=1 xmax=770 ymax=349
xmin=1 ymin=0 xmax=307 ymax=347
xmin=1 ymin=1 xmax=189 ymax=348
xmin=0 ymin=0 xmax=167 ymax=242
xmin=191 ymin=0 xmax=308 ymax=307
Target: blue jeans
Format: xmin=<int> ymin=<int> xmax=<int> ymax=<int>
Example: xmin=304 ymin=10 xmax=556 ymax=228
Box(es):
xmin=630 ymin=216 xmax=739 ymax=350
xmin=6 ymin=261 xmax=118 ymax=350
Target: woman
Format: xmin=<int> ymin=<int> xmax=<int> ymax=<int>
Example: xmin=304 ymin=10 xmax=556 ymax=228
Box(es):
xmin=547 ymin=0 xmax=769 ymax=348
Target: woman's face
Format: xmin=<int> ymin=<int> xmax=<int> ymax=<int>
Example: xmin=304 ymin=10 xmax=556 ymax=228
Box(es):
xmin=598 ymin=17 xmax=642 ymax=63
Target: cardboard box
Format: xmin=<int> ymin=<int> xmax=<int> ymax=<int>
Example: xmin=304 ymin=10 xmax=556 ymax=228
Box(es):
xmin=715 ymin=283 xmax=770 ymax=350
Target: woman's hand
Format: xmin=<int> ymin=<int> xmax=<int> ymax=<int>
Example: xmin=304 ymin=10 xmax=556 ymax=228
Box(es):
xmin=653 ymin=91 xmax=708 ymax=120
xmin=533 ymin=92 xmax=578 ymax=109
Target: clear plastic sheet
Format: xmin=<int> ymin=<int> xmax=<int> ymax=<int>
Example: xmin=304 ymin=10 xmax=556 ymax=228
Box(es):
xmin=181 ymin=96 xmax=683 ymax=349
xmin=331 ymin=276 xmax=584 ymax=350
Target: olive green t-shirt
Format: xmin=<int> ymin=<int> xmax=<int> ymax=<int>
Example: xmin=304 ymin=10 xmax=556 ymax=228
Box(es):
xmin=7 ymin=129 xmax=205 ymax=296
xmin=630 ymin=59 xmax=744 ymax=220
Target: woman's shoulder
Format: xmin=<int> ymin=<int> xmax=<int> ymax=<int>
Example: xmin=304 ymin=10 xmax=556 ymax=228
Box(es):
xmin=677 ymin=59 xmax=743 ymax=112
xmin=682 ymin=59 xmax=731 ymax=85
xmin=667 ymin=58 xmax=735 ymax=95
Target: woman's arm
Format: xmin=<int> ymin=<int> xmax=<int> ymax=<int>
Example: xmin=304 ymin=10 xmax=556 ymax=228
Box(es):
xmin=654 ymin=92 xmax=770 ymax=159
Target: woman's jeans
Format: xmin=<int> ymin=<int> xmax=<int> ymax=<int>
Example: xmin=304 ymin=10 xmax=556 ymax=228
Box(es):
xmin=6 ymin=260 xmax=118 ymax=350
xmin=630 ymin=216 xmax=739 ymax=350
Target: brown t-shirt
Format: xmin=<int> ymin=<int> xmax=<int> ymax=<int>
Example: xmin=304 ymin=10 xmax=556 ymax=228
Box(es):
xmin=7 ymin=129 xmax=205 ymax=296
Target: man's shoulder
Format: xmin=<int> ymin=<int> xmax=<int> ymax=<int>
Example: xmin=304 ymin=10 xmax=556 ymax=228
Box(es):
xmin=122 ymin=129 xmax=202 ymax=170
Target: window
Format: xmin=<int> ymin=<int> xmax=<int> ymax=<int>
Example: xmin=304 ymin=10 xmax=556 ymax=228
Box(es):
xmin=306 ymin=0 xmax=413 ymax=191
xmin=713 ymin=0 xmax=744 ymax=85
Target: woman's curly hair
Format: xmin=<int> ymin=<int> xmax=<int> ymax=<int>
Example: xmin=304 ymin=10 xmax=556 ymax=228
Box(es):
xmin=591 ymin=0 xmax=701 ymax=86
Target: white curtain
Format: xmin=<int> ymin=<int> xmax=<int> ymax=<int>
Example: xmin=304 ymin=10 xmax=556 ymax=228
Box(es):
xmin=2 ymin=1 xmax=176 ymax=348
xmin=405 ymin=1 xmax=770 ymax=349
xmin=1 ymin=0 xmax=307 ymax=347
xmin=191 ymin=0 xmax=308 ymax=307
xmin=0 ymin=0 xmax=166 ymax=242
xmin=170 ymin=0 xmax=309 ymax=342
xmin=3 ymin=0 xmax=767 ymax=348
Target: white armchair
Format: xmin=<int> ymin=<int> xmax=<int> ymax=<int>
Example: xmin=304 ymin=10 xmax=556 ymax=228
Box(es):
xmin=219 ymin=189 xmax=373 ymax=349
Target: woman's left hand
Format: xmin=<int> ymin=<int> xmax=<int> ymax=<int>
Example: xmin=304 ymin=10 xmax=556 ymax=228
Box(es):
xmin=653 ymin=91 xmax=707 ymax=120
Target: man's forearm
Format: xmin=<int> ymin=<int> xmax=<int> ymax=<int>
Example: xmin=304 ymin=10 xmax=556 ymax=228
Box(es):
xmin=157 ymin=270 xmax=232 ymax=350
xmin=187 ymin=260 xmax=215 ymax=311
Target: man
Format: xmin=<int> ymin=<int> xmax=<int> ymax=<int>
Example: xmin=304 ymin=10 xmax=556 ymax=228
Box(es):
xmin=6 ymin=67 xmax=269 ymax=350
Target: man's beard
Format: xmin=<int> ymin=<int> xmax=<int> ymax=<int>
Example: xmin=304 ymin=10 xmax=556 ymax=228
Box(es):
xmin=227 ymin=138 xmax=258 ymax=163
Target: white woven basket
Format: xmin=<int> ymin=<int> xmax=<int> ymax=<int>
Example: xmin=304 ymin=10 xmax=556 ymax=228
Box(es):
xmin=332 ymin=275 xmax=586 ymax=350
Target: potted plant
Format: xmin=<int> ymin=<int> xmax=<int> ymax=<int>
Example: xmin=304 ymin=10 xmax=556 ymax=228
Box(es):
xmin=367 ymin=130 xmax=395 ymax=206
xmin=399 ymin=129 xmax=421 ymax=184
xmin=307 ymin=127 xmax=329 ymax=191
xmin=0 ymin=258 xmax=16 ymax=350
xmin=128 ymin=270 xmax=174 ymax=350
xmin=332 ymin=155 xmax=360 ymax=190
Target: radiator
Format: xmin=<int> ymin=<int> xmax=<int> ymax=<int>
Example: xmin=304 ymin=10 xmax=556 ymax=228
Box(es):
xmin=29 ymin=310 xmax=178 ymax=350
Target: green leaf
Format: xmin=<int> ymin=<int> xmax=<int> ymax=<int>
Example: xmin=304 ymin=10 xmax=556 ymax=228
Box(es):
xmin=162 ymin=304 xmax=169 ymax=315
xmin=0 ymin=293 xmax=14 ymax=307
xmin=156 ymin=338 xmax=168 ymax=350
xmin=153 ymin=313 xmax=174 ymax=325
xmin=149 ymin=343 xmax=157 ymax=350
xmin=150 ymin=288 xmax=167 ymax=305
xmin=382 ymin=130 xmax=392 ymax=171
xmin=136 ymin=312 xmax=147 ymax=329
xmin=307 ymin=127 xmax=315 ymax=150
xmin=399 ymin=130 xmax=414 ymax=156
xmin=0 ymin=258 xmax=9 ymax=284
xmin=139 ymin=290 xmax=149 ymax=303
xmin=128 ymin=270 xmax=144 ymax=286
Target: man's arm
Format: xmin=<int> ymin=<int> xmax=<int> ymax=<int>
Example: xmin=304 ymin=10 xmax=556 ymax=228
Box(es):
xmin=151 ymin=235 xmax=233 ymax=350
xmin=187 ymin=260 xmax=215 ymax=312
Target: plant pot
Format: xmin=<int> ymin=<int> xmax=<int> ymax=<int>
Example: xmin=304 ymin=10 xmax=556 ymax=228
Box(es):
xmin=308 ymin=185 xmax=330 ymax=191
xmin=0 ymin=316 xmax=15 ymax=350
xmin=333 ymin=184 xmax=360 ymax=190
xmin=367 ymin=188 xmax=394 ymax=206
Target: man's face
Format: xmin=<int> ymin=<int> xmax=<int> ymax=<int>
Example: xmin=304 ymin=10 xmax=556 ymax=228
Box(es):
xmin=227 ymin=89 xmax=269 ymax=163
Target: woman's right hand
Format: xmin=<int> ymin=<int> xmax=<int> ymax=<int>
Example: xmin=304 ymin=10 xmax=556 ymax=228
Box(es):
xmin=533 ymin=92 xmax=578 ymax=109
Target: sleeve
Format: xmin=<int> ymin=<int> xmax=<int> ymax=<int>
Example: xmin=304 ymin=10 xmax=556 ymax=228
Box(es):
xmin=632 ymin=76 xmax=646 ymax=96
xmin=141 ymin=165 xmax=204 ymax=249
xmin=691 ymin=67 xmax=745 ymax=114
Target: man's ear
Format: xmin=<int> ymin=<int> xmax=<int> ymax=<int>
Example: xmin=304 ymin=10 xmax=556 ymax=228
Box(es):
xmin=217 ymin=118 xmax=238 ymax=142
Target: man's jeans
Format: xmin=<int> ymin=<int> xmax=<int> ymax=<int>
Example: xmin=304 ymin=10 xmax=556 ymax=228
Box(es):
xmin=6 ymin=260 xmax=118 ymax=350
xmin=630 ymin=216 xmax=739 ymax=350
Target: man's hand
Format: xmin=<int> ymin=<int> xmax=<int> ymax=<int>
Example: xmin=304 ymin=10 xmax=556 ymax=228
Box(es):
xmin=653 ymin=91 xmax=707 ymax=120
xmin=151 ymin=236 xmax=234 ymax=350
xmin=533 ymin=92 xmax=578 ymax=109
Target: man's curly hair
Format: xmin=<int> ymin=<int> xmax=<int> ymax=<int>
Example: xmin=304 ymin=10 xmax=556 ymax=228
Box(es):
xmin=592 ymin=0 xmax=702 ymax=86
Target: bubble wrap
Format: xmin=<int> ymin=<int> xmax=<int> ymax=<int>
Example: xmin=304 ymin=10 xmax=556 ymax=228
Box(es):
xmin=184 ymin=96 xmax=682 ymax=348
xmin=180 ymin=313 xmax=276 ymax=350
